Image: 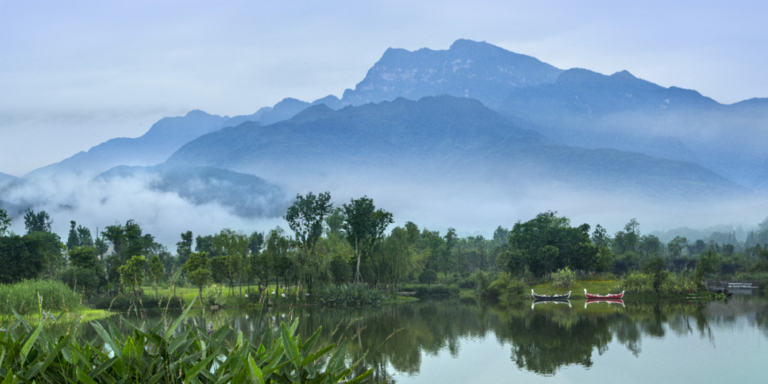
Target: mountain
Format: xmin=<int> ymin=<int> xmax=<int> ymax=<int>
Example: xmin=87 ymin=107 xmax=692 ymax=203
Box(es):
xmin=97 ymin=165 xmax=289 ymax=218
xmin=340 ymin=39 xmax=562 ymax=109
xmin=496 ymin=68 xmax=768 ymax=189
xmin=164 ymin=96 xmax=747 ymax=200
xmin=24 ymin=96 xmax=345 ymax=179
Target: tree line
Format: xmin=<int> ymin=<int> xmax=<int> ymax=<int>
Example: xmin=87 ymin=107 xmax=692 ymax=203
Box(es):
xmin=2 ymin=196 xmax=768 ymax=298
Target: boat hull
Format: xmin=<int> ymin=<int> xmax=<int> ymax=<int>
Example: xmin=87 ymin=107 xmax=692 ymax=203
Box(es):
xmin=584 ymin=289 xmax=624 ymax=299
xmin=531 ymin=290 xmax=571 ymax=300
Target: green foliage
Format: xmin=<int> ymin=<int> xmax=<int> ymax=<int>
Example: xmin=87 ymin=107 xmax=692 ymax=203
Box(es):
xmin=203 ymin=284 xmax=227 ymax=306
xmin=330 ymin=257 xmax=352 ymax=286
xmin=643 ymin=256 xmax=669 ymax=293
xmin=93 ymin=294 xmax=185 ymax=310
xmin=23 ymin=209 xmax=52 ymax=234
xmin=58 ymin=267 xmax=100 ymax=298
xmin=315 ymin=283 xmax=385 ymax=307
xmin=0 ymin=299 xmax=373 ymax=383
xmin=551 ymin=267 xmax=576 ymax=289
xmin=0 ymin=280 xmax=83 ymax=315
xmin=413 ymin=285 xmax=459 ymax=297
xmin=0 ymin=234 xmax=47 ymax=284
xmin=477 ymin=273 xmax=527 ymax=301
xmin=0 ymin=208 xmax=11 ymax=236
xmin=618 ymin=272 xmax=698 ymax=295
xmin=118 ymin=255 xmax=147 ymax=295
xmin=418 ymin=269 xmax=438 ymax=286
xmin=342 ymin=196 xmax=394 ymax=283
xmin=693 ymin=250 xmax=722 ymax=286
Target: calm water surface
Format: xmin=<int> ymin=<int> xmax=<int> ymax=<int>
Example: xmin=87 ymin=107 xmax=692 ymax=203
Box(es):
xmin=98 ymin=295 xmax=768 ymax=383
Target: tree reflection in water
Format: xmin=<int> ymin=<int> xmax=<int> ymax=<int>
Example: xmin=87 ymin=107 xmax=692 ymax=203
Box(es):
xmin=99 ymin=296 xmax=767 ymax=381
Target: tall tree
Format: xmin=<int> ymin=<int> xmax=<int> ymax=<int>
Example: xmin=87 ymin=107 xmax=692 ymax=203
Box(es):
xmin=24 ymin=209 xmax=52 ymax=234
xmin=0 ymin=208 xmax=11 ymax=236
xmin=148 ymin=254 xmax=164 ymax=297
xmin=212 ymin=229 xmax=250 ymax=297
xmin=284 ymin=191 xmax=334 ymax=293
xmin=183 ymin=252 xmax=211 ymax=302
xmin=176 ymin=231 xmax=193 ymax=266
xmin=342 ymin=196 xmax=394 ymax=283
xmin=67 ymin=221 xmax=80 ymax=250
xmin=77 ymin=225 xmax=93 ymax=246
xmin=118 ymin=255 xmax=147 ymax=296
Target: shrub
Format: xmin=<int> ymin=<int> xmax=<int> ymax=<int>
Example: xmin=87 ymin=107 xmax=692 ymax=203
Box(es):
xmin=58 ymin=267 xmax=101 ymax=298
xmin=315 ymin=283 xmax=385 ymax=307
xmin=419 ymin=269 xmax=438 ymax=286
xmin=203 ymin=284 xmax=227 ymax=306
xmin=0 ymin=279 xmax=83 ymax=316
xmin=551 ymin=267 xmax=576 ymax=289
xmin=414 ymin=286 xmax=459 ymax=297
xmin=458 ymin=277 xmax=476 ymax=289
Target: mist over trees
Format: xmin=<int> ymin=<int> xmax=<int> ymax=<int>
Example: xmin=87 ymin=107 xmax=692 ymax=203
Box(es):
xmin=1 ymin=193 xmax=768 ymax=296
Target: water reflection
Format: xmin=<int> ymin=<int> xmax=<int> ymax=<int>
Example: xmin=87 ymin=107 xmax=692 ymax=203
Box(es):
xmin=85 ymin=295 xmax=768 ymax=382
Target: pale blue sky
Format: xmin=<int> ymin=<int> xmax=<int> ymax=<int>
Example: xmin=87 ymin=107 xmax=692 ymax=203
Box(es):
xmin=2 ymin=0 xmax=767 ymax=176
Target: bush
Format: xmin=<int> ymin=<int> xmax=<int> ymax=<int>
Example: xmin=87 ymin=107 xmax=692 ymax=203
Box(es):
xmin=419 ymin=269 xmax=438 ymax=286
xmin=203 ymin=284 xmax=227 ymax=306
xmin=414 ymin=285 xmax=459 ymax=296
xmin=458 ymin=276 xmax=476 ymax=289
xmin=478 ymin=273 xmax=527 ymax=301
xmin=551 ymin=267 xmax=576 ymax=289
xmin=0 ymin=279 xmax=83 ymax=316
xmin=315 ymin=283 xmax=385 ymax=307
xmin=58 ymin=267 xmax=101 ymax=298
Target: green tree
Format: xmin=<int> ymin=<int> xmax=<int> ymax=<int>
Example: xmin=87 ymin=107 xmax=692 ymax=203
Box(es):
xmin=591 ymin=224 xmax=610 ymax=247
xmin=325 ymin=208 xmax=346 ymax=237
xmin=342 ymin=196 xmax=394 ymax=283
xmin=419 ymin=269 xmax=438 ymax=286
xmin=212 ymin=228 xmax=251 ymax=297
xmin=148 ymin=254 xmax=164 ymax=296
xmin=68 ymin=245 xmax=99 ymax=271
xmin=330 ymin=257 xmax=352 ymax=287
xmin=77 ymin=225 xmax=93 ymax=246
xmin=643 ymin=256 xmax=669 ymax=294
xmin=265 ymin=227 xmax=293 ymax=299
xmin=66 ymin=221 xmax=80 ymax=250
xmin=0 ymin=234 xmax=45 ymax=283
xmin=694 ymin=250 xmax=721 ymax=286
xmin=285 ymin=191 xmax=334 ymax=293
xmin=176 ymin=231 xmax=193 ymax=266
xmin=118 ymin=255 xmax=147 ymax=296
xmin=183 ymin=252 xmax=212 ymax=301
xmin=249 ymin=231 xmax=264 ymax=255
xmin=24 ymin=209 xmax=52 ymax=234
xmin=0 ymin=208 xmax=11 ymax=236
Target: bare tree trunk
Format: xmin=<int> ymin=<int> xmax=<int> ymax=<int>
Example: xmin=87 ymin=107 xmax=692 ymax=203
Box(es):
xmin=354 ymin=236 xmax=362 ymax=283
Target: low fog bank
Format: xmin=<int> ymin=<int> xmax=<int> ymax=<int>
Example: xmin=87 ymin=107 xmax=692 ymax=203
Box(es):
xmin=1 ymin=171 xmax=765 ymax=249
xmin=0 ymin=172 xmax=288 ymax=247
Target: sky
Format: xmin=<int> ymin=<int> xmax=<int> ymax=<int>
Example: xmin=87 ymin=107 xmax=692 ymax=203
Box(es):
xmin=2 ymin=0 xmax=768 ymax=177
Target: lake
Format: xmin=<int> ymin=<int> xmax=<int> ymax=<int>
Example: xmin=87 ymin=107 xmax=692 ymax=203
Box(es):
xmin=94 ymin=294 xmax=768 ymax=383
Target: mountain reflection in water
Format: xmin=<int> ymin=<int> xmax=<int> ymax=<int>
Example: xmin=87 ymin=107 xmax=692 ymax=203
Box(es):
xmin=92 ymin=295 xmax=768 ymax=383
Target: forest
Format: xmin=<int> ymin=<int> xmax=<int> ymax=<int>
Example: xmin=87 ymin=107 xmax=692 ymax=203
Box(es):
xmin=2 ymin=191 xmax=768 ymax=309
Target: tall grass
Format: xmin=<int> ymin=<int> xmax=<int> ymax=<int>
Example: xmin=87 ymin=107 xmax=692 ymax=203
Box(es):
xmin=0 ymin=279 xmax=83 ymax=316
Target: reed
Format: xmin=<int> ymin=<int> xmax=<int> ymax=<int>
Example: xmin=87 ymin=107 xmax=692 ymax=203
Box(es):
xmin=0 ymin=279 xmax=83 ymax=316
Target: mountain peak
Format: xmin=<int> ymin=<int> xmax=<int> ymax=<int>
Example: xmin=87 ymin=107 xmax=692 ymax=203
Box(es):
xmin=341 ymin=39 xmax=562 ymax=109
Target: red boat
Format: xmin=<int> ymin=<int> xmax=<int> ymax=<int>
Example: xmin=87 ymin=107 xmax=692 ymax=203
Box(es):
xmin=584 ymin=299 xmax=624 ymax=308
xmin=584 ymin=288 xmax=624 ymax=299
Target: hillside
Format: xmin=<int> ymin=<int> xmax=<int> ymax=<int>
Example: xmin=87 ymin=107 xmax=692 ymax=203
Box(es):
xmin=164 ymin=96 xmax=747 ymax=200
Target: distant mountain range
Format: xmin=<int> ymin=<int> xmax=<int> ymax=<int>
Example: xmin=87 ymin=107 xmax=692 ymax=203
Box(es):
xmin=5 ymin=38 xmax=768 ymax=221
xmin=164 ymin=96 xmax=747 ymax=199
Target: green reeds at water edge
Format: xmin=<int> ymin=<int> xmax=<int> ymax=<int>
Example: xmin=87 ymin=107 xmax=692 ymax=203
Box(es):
xmin=0 ymin=280 xmax=83 ymax=316
xmin=0 ymin=297 xmax=373 ymax=384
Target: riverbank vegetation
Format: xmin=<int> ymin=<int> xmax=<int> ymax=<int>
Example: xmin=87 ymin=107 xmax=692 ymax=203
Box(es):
xmin=0 ymin=298 xmax=372 ymax=383
xmin=2 ymin=193 xmax=768 ymax=316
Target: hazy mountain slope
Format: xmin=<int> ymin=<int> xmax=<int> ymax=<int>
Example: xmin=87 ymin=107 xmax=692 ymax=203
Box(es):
xmin=340 ymin=39 xmax=562 ymax=109
xmin=97 ymin=165 xmax=289 ymax=218
xmin=496 ymin=68 xmax=768 ymax=189
xmin=164 ymin=96 xmax=747 ymax=200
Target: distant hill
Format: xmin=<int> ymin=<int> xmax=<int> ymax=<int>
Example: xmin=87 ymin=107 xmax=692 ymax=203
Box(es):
xmin=496 ymin=68 xmax=768 ymax=189
xmin=24 ymin=96 xmax=345 ymax=179
xmin=97 ymin=165 xmax=289 ymax=218
xmin=164 ymin=96 xmax=747 ymax=200
xmin=340 ymin=39 xmax=562 ymax=109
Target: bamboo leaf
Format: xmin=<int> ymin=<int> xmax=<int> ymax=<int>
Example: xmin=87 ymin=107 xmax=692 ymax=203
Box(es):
xmin=91 ymin=321 xmax=122 ymax=359
xmin=76 ymin=367 xmax=99 ymax=384
xmin=246 ymin=355 xmax=264 ymax=383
